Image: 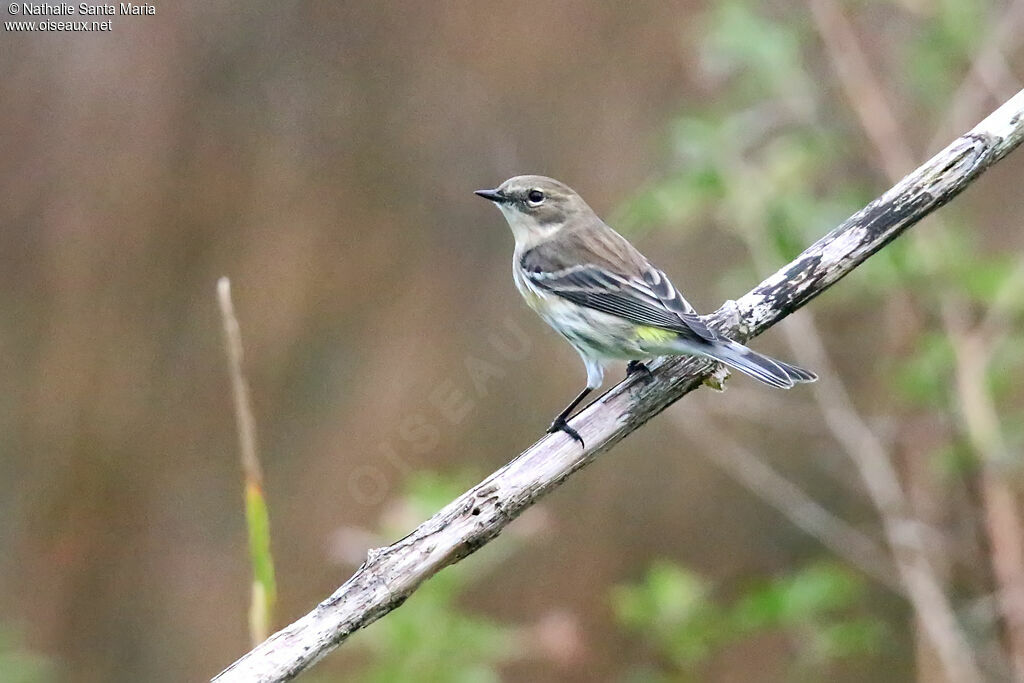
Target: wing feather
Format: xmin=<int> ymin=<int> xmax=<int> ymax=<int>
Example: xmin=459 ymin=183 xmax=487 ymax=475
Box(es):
xmin=522 ymin=258 xmax=717 ymax=342
xmin=640 ymin=268 xmax=716 ymax=340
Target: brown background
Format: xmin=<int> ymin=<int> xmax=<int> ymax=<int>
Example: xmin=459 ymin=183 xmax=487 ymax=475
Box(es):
xmin=2 ymin=1 xmax=1023 ymax=681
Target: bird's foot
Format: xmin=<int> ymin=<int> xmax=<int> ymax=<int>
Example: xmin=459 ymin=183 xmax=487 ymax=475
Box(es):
xmin=626 ymin=360 xmax=652 ymax=379
xmin=547 ymin=416 xmax=584 ymax=447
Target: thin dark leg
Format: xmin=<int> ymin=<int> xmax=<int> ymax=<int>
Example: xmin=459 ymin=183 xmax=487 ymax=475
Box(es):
xmin=626 ymin=360 xmax=652 ymax=378
xmin=546 ymin=386 xmax=592 ymax=446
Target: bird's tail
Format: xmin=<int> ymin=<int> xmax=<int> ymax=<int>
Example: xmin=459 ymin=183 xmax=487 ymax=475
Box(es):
xmin=690 ymin=339 xmax=817 ymax=389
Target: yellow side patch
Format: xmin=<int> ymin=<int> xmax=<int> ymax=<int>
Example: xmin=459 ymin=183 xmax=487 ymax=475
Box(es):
xmin=523 ymin=289 xmax=544 ymax=306
xmin=635 ymin=326 xmax=676 ymax=343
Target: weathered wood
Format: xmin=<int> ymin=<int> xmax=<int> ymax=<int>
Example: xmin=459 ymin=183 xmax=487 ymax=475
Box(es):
xmin=213 ymin=89 xmax=1024 ymax=683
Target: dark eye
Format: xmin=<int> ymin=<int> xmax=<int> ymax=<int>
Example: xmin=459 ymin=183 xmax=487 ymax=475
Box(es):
xmin=527 ymin=189 xmax=545 ymax=204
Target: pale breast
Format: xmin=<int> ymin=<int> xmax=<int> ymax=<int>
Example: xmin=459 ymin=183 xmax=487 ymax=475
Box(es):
xmin=511 ymin=257 xmax=649 ymax=360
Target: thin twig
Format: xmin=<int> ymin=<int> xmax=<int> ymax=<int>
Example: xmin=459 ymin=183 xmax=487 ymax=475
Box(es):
xmin=806 ymin=0 xmax=913 ymax=177
xmin=944 ymin=300 xmax=1024 ymax=679
xmin=674 ymin=406 xmax=901 ymax=592
xmin=782 ymin=307 xmax=981 ymax=682
xmin=807 ymin=4 xmax=1024 ymax=679
xmin=931 ymin=26 xmax=1024 ymax=674
xmin=212 ymin=91 xmax=1024 ymax=682
xmin=927 ymin=0 xmax=1024 ymax=152
xmin=218 ymin=278 xmax=264 ymax=488
xmin=698 ymin=388 xmax=823 ymax=435
xmin=218 ymin=277 xmax=278 ymax=646
xmin=977 ymin=255 xmax=1024 ymax=339
xmin=729 ymin=131 xmax=980 ymax=679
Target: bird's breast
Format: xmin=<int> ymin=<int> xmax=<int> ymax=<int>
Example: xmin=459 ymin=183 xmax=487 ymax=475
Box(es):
xmin=510 ymin=259 xmax=650 ymax=361
xmin=511 ymin=258 xmax=547 ymax=310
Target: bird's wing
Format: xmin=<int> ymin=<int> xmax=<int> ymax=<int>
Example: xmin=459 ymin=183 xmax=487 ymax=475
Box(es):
xmin=521 ymin=251 xmax=717 ymax=343
xmin=639 ymin=266 xmax=716 ymax=341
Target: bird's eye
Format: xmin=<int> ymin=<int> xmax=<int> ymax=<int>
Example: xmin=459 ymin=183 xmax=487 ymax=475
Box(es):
xmin=527 ymin=189 xmax=545 ymax=205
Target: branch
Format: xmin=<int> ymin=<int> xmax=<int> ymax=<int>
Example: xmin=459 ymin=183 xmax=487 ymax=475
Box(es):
xmin=213 ymin=89 xmax=1024 ymax=682
xmin=672 ymin=406 xmax=901 ymax=593
xmin=782 ymin=307 xmax=983 ymax=682
xmin=806 ymin=7 xmax=1024 ymax=677
xmin=927 ymin=0 xmax=1024 ymax=151
xmin=218 ymin=277 xmax=278 ymax=646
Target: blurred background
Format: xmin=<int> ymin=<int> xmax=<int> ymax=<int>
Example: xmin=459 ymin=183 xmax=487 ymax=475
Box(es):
xmin=2 ymin=1 xmax=1024 ymax=681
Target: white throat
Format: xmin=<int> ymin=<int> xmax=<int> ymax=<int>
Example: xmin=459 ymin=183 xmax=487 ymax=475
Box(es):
xmin=497 ymin=204 xmax=562 ymax=249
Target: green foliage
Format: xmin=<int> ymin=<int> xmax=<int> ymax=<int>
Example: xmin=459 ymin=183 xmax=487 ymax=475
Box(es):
xmin=612 ymin=562 xmax=724 ymax=668
xmin=346 ymin=472 xmax=517 ymax=683
xmin=622 ymin=0 xmax=1020 ymax=441
xmin=331 ymin=2 xmax=1016 ymax=679
xmin=0 ymin=628 xmax=55 ymax=683
xmin=387 ymin=471 xmax=473 ymax=530
xmin=905 ymin=0 xmax=990 ymax=104
xmin=891 ymin=331 xmax=956 ymax=408
xmin=616 ymin=2 xmax=866 ymax=258
xmin=349 ymin=582 xmax=513 ymax=683
xmin=612 ymin=0 xmax=1019 ymax=676
xmin=612 ymin=561 xmax=886 ymax=680
xmin=700 ymin=1 xmax=812 ymax=101
xmin=245 ymin=481 xmax=277 ymax=644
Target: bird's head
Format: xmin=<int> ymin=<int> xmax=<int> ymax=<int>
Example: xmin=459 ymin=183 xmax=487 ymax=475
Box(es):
xmin=476 ymin=175 xmax=592 ymax=245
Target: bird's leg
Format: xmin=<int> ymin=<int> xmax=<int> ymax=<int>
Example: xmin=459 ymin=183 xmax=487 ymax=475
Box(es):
xmin=626 ymin=360 xmax=652 ymax=379
xmin=546 ymin=387 xmax=592 ymax=447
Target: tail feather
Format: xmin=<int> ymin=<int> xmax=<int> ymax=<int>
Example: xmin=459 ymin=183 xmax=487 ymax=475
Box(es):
xmin=771 ymin=358 xmax=818 ymax=383
xmin=699 ymin=340 xmax=817 ymax=389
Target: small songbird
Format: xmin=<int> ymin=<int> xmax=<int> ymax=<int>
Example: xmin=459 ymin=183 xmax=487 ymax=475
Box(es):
xmin=476 ymin=175 xmax=816 ymax=446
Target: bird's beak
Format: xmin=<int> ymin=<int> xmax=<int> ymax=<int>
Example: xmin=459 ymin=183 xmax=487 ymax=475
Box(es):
xmin=474 ymin=188 xmax=505 ymax=203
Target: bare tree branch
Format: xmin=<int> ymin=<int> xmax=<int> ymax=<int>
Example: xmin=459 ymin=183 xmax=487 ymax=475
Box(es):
xmin=673 ymin=405 xmax=901 ymax=592
xmin=212 ymin=90 xmax=1024 ymax=683
xmin=944 ymin=299 xmax=1024 ymax=679
xmin=927 ymin=0 xmax=1024 ymax=151
xmin=807 ymin=5 xmax=1024 ymax=677
xmin=782 ymin=307 xmax=984 ymax=682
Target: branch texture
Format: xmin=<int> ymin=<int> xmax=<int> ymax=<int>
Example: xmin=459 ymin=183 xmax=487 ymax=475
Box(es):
xmin=213 ymin=89 xmax=1024 ymax=683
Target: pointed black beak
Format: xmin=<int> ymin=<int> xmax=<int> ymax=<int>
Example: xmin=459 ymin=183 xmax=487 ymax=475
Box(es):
xmin=474 ymin=188 xmax=505 ymax=203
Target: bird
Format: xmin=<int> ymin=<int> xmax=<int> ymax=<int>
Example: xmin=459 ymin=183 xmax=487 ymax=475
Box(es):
xmin=476 ymin=175 xmax=816 ymax=447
